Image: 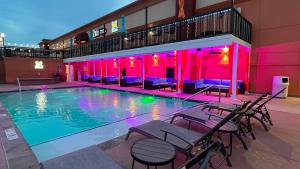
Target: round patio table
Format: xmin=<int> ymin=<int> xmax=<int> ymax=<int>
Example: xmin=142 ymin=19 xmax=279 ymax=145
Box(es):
xmin=131 ymin=138 xmax=176 ymax=169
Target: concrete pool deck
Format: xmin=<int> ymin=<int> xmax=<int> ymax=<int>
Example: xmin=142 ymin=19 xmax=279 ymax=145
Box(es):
xmin=0 ymin=82 xmax=300 ymax=169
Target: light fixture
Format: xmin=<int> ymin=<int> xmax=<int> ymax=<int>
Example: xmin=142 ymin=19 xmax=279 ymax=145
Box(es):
xmin=129 ymin=57 xmax=134 ymax=67
xmin=35 ymin=61 xmax=44 ymax=69
xmin=113 ymin=59 xmax=117 ymax=68
xmin=153 ymin=54 xmax=158 ymax=65
xmin=223 ymin=46 xmax=229 ymax=53
xmin=149 ymin=31 xmax=154 ymax=36
xmin=220 ymin=46 xmax=229 ymax=65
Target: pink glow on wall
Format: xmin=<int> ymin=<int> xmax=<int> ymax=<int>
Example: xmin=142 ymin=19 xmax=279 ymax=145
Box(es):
xmin=220 ymin=46 xmax=229 ymax=65
xmin=105 ymin=59 xmax=118 ymax=76
xmin=238 ymin=45 xmax=250 ymax=91
xmin=120 ymin=57 xmax=142 ymax=77
xmin=200 ymin=48 xmax=232 ymax=80
xmin=145 ymin=52 xmax=176 ymax=78
xmin=68 ymin=45 xmax=251 ymax=95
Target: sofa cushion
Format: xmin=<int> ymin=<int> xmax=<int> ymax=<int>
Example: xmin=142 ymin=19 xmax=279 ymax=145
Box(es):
xmin=92 ymin=76 xmax=101 ymax=81
xmin=203 ymin=79 xmax=222 ymax=85
xmin=105 ymin=76 xmax=118 ymax=82
xmin=122 ymin=76 xmax=142 ymax=83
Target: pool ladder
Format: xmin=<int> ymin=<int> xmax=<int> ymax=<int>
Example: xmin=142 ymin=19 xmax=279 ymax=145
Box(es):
xmin=17 ymin=77 xmax=22 ymax=92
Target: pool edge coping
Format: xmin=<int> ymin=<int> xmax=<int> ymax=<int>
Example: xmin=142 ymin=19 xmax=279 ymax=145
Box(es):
xmin=0 ymin=102 xmax=40 ymax=169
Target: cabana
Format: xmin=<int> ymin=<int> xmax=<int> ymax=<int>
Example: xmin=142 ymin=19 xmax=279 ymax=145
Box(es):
xmin=119 ymin=57 xmax=143 ymax=87
xmin=182 ymin=45 xmax=249 ymax=97
xmin=101 ymin=59 xmax=119 ymax=84
xmin=143 ymin=52 xmax=177 ymax=91
xmin=65 ymin=37 xmax=251 ymax=98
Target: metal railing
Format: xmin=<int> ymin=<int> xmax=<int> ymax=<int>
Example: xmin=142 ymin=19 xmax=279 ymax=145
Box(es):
xmin=0 ymin=46 xmax=64 ymax=59
xmin=183 ymin=86 xmax=214 ymax=102
xmin=63 ymin=7 xmax=252 ymax=58
xmin=16 ymin=77 xmax=21 ymax=92
xmin=0 ymin=8 xmax=252 ymax=59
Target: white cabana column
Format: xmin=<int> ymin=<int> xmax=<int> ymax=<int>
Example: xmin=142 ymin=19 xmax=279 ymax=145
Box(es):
xmin=142 ymin=56 xmax=145 ymax=88
xmin=67 ymin=63 xmax=72 ymax=82
xmin=231 ymin=43 xmax=239 ymax=99
xmin=105 ymin=60 xmax=108 ymax=77
xmin=100 ymin=60 xmax=103 ymax=82
xmin=93 ymin=62 xmax=96 ymax=76
xmin=177 ymin=51 xmax=182 ymax=94
xmin=118 ymin=58 xmax=121 ymax=86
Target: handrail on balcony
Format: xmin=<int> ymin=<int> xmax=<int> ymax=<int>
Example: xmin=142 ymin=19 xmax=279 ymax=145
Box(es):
xmin=62 ymin=7 xmax=252 ymax=59
xmin=0 ymin=8 xmax=252 ymax=59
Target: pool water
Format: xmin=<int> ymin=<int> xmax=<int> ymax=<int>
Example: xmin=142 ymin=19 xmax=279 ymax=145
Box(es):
xmin=0 ymin=87 xmax=196 ymax=146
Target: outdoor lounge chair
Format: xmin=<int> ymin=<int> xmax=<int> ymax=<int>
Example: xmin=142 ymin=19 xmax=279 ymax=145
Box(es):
xmin=170 ymin=98 xmax=260 ymax=156
xmin=178 ymin=140 xmax=228 ymax=169
xmin=126 ymin=108 xmax=242 ymax=167
xmin=202 ymin=88 xmax=286 ymax=133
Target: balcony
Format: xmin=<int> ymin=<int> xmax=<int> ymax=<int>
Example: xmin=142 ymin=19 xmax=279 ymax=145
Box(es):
xmin=0 ymin=8 xmax=252 ymax=59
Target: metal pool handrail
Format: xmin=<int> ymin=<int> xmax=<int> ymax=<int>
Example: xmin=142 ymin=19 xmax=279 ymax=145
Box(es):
xmin=17 ymin=77 xmax=22 ymax=92
xmin=182 ymin=85 xmax=214 ymax=102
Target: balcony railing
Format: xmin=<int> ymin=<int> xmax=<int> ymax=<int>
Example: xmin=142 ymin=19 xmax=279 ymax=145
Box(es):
xmin=0 ymin=8 xmax=252 ymax=59
xmin=0 ymin=46 xmax=63 ymax=59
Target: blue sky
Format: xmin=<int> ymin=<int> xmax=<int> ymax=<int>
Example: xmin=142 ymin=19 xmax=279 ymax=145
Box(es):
xmin=0 ymin=0 xmax=135 ymax=45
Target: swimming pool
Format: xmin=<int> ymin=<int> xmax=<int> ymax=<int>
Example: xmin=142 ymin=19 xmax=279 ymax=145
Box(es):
xmin=0 ymin=87 xmax=196 ymax=146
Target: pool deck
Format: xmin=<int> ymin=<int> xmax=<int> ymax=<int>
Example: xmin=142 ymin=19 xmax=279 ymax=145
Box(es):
xmin=0 ymin=102 xmax=40 ymax=169
xmin=0 ymin=82 xmax=300 ymax=169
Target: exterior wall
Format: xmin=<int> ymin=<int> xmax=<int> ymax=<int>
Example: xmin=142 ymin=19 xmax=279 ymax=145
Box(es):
xmin=196 ymin=0 xmax=227 ymax=9
xmin=235 ymin=0 xmax=300 ymax=96
xmin=147 ymin=0 xmax=176 ymax=23
xmin=49 ymin=0 xmax=165 ymax=45
xmin=3 ymin=57 xmax=65 ymax=83
xmin=125 ymin=9 xmax=146 ymax=30
xmin=0 ymin=60 xmax=5 ymax=83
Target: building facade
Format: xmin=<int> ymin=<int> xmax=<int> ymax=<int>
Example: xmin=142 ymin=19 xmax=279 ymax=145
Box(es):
xmin=44 ymin=0 xmax=300 ymax=96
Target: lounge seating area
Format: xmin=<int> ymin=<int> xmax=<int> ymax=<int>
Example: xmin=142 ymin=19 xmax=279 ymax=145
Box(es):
xmin=120 ymin=76 xmax=142 ymax=87
xmin=183 ymin=79 xmax=246 ymax=95
xmin=144 ymin=77 xmax=175 ymax=90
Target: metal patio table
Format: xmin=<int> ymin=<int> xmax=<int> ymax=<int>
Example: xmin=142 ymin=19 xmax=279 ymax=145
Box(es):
xmin=131 ymin=138 xmax=176 ymax=169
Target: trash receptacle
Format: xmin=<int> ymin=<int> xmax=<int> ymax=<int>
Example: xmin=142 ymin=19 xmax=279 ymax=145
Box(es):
xmin=272 ymin=76 xmax=289 ymax=98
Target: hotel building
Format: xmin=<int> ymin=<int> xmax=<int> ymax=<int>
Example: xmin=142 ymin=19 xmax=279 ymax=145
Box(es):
xmin=3 ymin=0 xmax=300 ymax=96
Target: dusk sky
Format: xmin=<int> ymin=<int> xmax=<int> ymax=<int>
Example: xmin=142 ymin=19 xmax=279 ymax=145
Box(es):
xmin=0 ymin=0 xmax=135 ymax=46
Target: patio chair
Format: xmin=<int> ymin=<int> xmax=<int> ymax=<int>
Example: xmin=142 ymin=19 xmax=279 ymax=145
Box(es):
xmin=203 ymin=88 xmax=286 ymax=132
xmin=170 ymin=98 xmax=259 ymax=156
xmin=178 ymin=140 xmax=228 ymax=169
xmin=126 ymin=108 xmax=242 ymax=167
xmin=243 ymin=88 xmax=286 ymax=132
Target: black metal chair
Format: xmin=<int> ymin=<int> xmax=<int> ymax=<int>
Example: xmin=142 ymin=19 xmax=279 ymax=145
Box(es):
xmin=170 ymin=97 xmax=264 ymax=156
xmin=178 ymin=140 xmax=227 ymax=169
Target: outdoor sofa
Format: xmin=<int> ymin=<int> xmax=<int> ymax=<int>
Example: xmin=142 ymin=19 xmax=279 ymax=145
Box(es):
xmin=102 ymin=76 xmax=118 ymax=84
xmin=144 ymin=77 xmax=175 ymax=90
xmin=120 ymin=76 xmax=143 ymax=87
xmin=183 ymin=79 xmax=245 ymax=95
xmin=87 ymin=75 xmax=102 ymax=83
